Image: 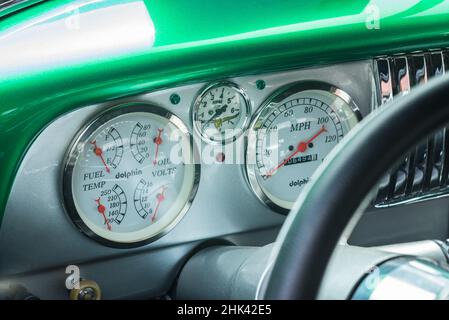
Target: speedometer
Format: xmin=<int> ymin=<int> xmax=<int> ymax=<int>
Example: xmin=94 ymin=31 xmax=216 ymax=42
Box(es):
xmin=63 ymin=104 xmax=199 ymax=247
xmin=245 ymin=82 xmax=360 ymax=213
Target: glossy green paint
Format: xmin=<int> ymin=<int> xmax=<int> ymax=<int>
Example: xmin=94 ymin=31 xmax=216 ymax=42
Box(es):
xmin=0 ymin=0 xmax=44 ymax=19
xmin=1 ymin=0 xmax=449 ymax=222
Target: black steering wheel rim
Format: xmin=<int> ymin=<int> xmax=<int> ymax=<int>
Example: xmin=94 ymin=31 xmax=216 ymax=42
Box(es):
xmin=263 ymin=74 xmax=449 ymax=299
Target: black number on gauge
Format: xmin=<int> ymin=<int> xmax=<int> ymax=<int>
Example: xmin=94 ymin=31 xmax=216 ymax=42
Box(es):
xmin=246 ymin=82 xmax=360 ymax=213
xmin=63 ymin=105 xmax=200 ymax=247
xmin=133 ymin=179 xmax=169 ymax=223
xmin=95 ymin=184 xmax=127 ymax=230
xmin=258 ymin=98 xmax=343 ymax=180
xmin=130 ymin=122 xmax=152 ymax=164
xmin=88 ymin=127 xmax=123 ymax=172
xmin=193 ymin=81 xmax=250 ymax=144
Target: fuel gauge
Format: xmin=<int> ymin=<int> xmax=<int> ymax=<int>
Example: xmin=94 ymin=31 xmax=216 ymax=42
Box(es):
xmin=63 ymin=104 xmax=200 ymax=247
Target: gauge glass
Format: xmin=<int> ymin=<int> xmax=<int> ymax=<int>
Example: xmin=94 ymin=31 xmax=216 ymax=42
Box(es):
xmin=193 ymin=82 xmax=250 ymax=143
xmin=246 ymin=83 xmax=360 ymax=213
xmin=63 ymin=105 xmax=199 ymax=247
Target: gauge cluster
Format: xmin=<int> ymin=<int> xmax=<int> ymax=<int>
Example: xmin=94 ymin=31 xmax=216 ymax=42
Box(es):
xmin=0 ymin=61 xmax=374 ymax=298
xmin=63 ymin=105 xmax=199 ymax=247
xmin=57 ymin=70 xmax=366 ymax=247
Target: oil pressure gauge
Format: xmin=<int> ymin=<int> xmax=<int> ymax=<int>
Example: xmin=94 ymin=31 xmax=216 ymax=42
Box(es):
xmin=192 ymin=81 xmax=250 ymax=144
xmin=246 ymin=82 xmax=361 ymax=213
xmin=63 ymin=104 xmax=200 ymax=247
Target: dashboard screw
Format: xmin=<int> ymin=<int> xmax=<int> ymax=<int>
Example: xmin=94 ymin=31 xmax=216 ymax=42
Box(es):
xmin=256 ymin=80 xmax=266 ymax=90
xmin=170 ymin=93 xmax=181 ymax=105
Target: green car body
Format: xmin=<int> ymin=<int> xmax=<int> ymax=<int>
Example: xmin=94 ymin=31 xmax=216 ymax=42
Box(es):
xmin=1 ymin=0 xmax=449 ymax=224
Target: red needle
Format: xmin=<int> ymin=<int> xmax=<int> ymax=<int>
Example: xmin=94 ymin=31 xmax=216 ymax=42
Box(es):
xmin=153 ymin=128 xmax=163 ymax=166
xmin=266 ymin=125 xmax=327 ymax=177
xmin=90 ymin=140 xmax=110 ymax=173
xmin=151 ymin=186 xmax=167 ymax=222
xmin=95 ymin=197 xmax=111 ymax=231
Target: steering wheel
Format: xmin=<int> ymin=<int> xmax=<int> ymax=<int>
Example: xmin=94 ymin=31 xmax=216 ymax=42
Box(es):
xmin=176 ymin=74 xmax=449 ymax=300
xmin=262 ymin=74 xmax=449 ymax=299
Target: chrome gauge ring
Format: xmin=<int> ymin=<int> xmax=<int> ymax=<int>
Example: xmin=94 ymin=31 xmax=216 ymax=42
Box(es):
xmin=63 ymin=104 xmax=200 ymax=247
xmin=245 ymin=81 xmax=361 ymax=214
xmin=192 ymin=81 xmax=251 ymax=144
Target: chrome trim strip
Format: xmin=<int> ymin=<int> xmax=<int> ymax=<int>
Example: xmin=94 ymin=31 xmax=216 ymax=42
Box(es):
xmin=375 ymin=186 xmax=449 ymax=208
xmin=392 ymin=56 xmax=411 ymax=96
xmin=374 ymin=58 xmax=394 ymax=202
xmin=424 ymin=52 xmax=445 ymax=190
xmin=374 ymin=58 xmax=394 ymax=108
xmin=388 ymin=56 xmax=412 ymax=199
xmin=405 ymin=55 xmax=427 ymax=195
xmin=373 ymin=50 xmax=449 ymax=207
xmin=440 ymin=52 xmax=449 ymax=187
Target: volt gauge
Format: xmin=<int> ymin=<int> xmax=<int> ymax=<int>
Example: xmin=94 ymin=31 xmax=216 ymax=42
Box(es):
xmin=63 ymin=104 xmax=200 ymax=247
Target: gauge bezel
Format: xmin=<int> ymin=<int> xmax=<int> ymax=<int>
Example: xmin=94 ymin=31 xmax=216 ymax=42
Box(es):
xmin=191 ymin=80 xmax=251 ymax=145
xmin=245 ymin=81 xmax=362 ymax=214
xmin=62 ymin=103 xmax=200 ymax=248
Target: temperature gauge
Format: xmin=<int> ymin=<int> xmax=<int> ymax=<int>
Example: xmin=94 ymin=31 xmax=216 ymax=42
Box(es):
xmin=94 ymin=184 xmax=127 ymax=230
xmin=63 ymin=104 xmax=200 ymax=247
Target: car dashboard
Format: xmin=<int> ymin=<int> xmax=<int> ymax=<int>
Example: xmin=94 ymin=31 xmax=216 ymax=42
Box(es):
xmin=2 ymin=0 xmax=449 ymax=300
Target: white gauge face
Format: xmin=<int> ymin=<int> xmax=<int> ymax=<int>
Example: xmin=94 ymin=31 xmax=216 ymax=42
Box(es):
xmin=193 ymin=82 xmax=250 ymax=143
xmin=246 ymin=85 xmax=360 ymax=213
xmin=64 ymin=106 xmax=199 ymax=246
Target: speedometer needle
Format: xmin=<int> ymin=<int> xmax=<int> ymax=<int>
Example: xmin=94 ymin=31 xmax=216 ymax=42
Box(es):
xmin=95 ymin=197 xmax=111 ymax=231
xmin=151 ymin=186 xmax=167 ymax=222
xmin=90 ymin=140 xmax=110 ymax=173
xmin=266 ymin=125 xmax=327 ymax=178
xmin=153 ymin=128 xmax=163 ymax=166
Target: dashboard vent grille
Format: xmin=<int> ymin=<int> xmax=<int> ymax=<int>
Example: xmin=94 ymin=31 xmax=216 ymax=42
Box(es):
xmin=374 ymin=51 xmax=449 ymax=207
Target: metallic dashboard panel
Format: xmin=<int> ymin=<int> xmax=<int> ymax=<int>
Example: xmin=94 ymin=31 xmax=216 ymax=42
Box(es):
xmin=0 ymin=61 xmax=374 ymax=299
xmin=3 ymin=0 xmax=449 ymax=222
